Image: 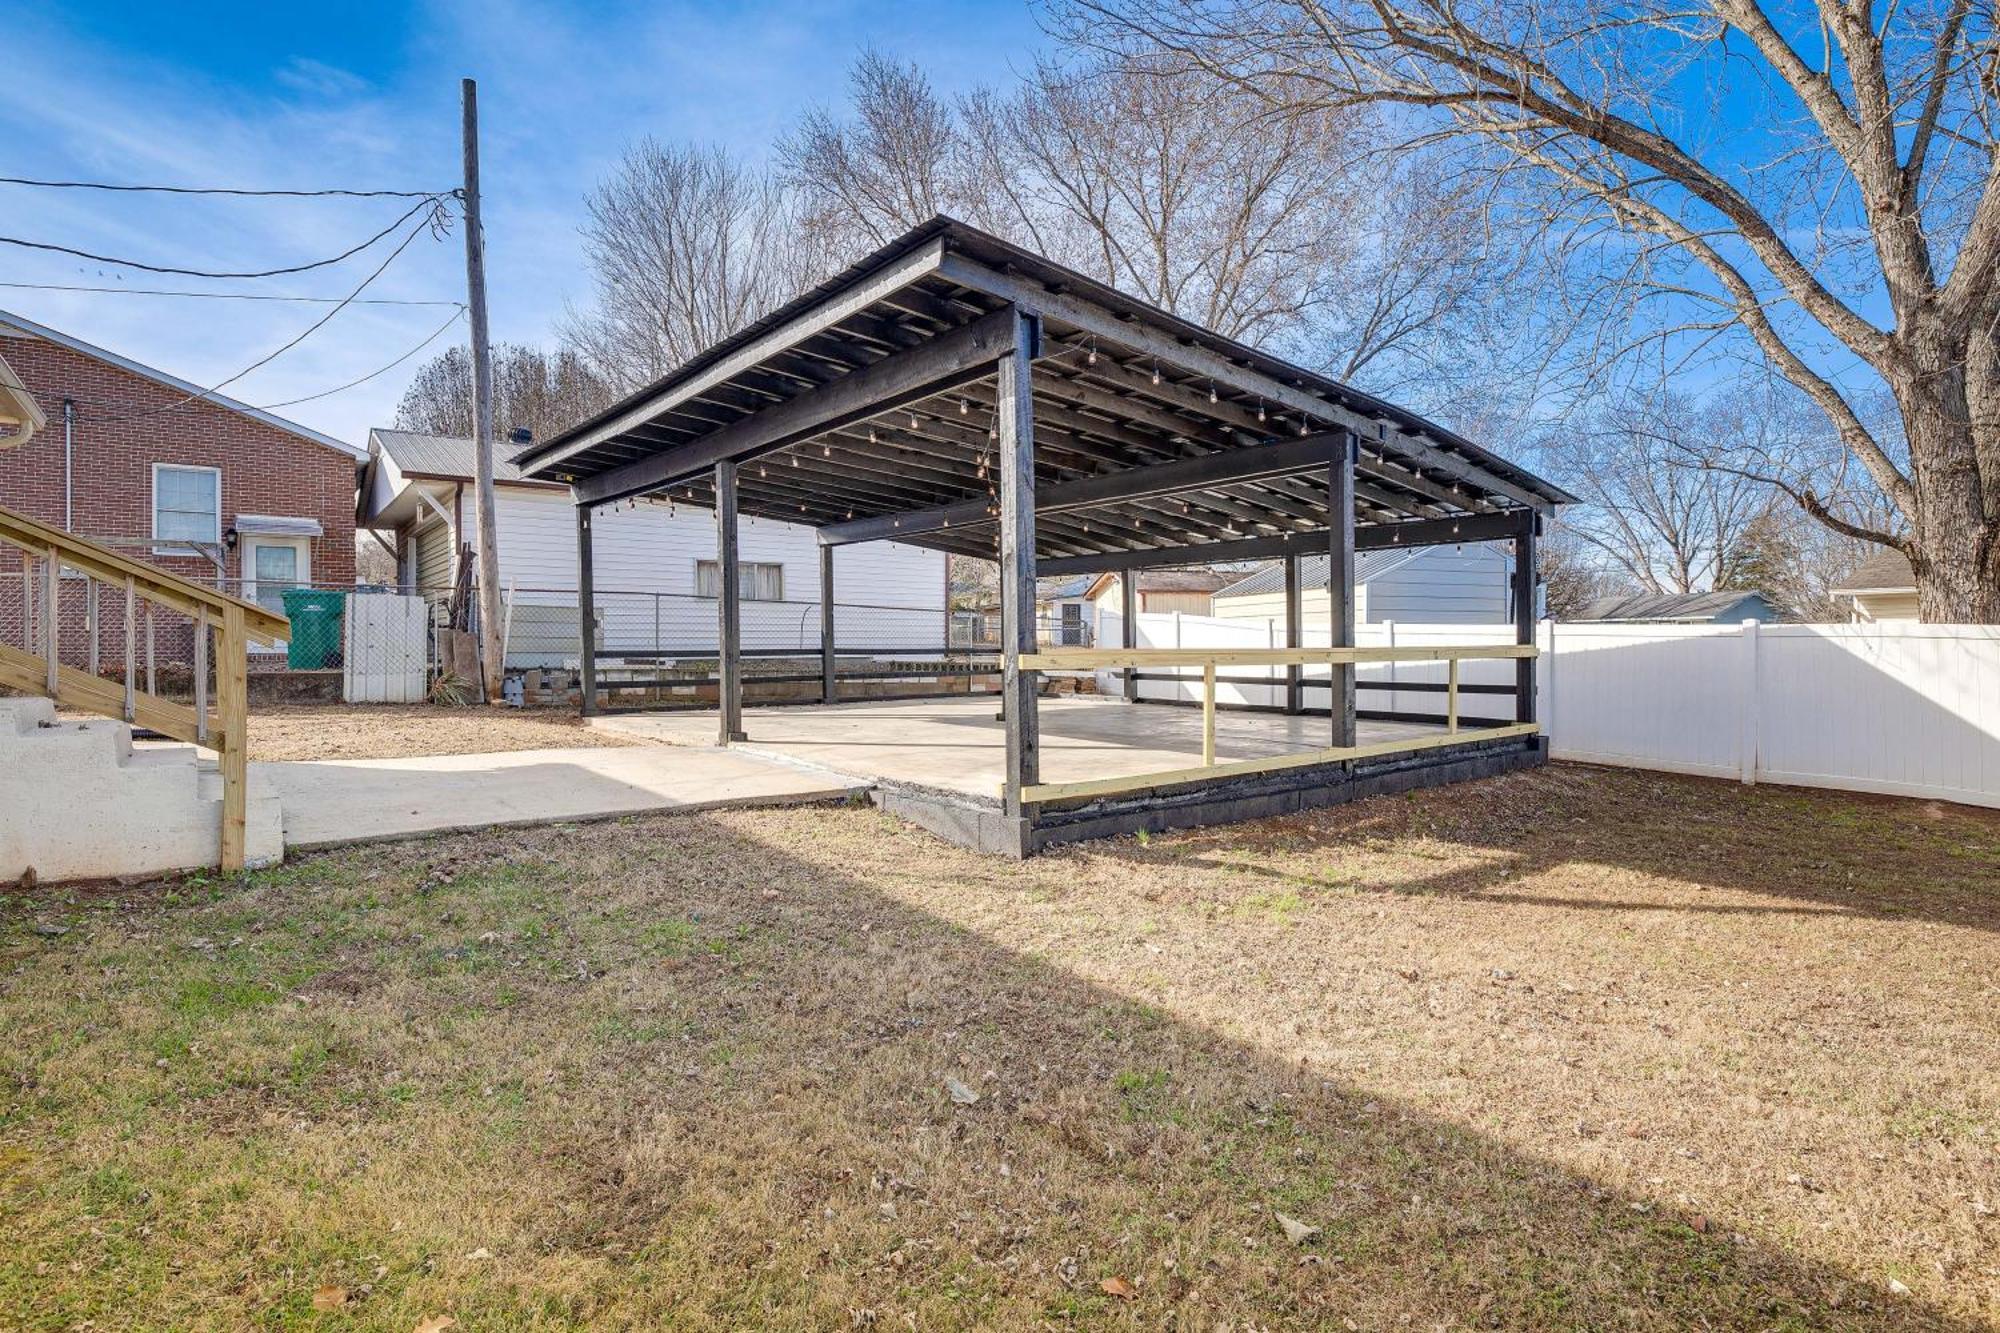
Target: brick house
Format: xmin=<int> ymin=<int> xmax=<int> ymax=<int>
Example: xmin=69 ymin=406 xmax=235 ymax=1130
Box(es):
xmin=0 ymin=309 xmax=362 ymax=635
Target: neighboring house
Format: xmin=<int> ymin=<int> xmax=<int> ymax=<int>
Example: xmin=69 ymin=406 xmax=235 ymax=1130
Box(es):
xmin=0 ymin=310 xmax=360 ymax=624
xmin=0 ymin=350 xmax=46 ymax=448
xmin=1574 ymin=590 xmax=1782 ymax=623
xmin=1034 ymin=574 xmax=1096 ymax=645
xmin=1214 ymin=543 xmax=1518 ymax=627
xmin=1831 ymin=550 xmax=1919 ymax=622
xmin=355 ymin=428 xmax=948 ymax=662
xmin=1085 ymin=568 xmax=1232 ymax=617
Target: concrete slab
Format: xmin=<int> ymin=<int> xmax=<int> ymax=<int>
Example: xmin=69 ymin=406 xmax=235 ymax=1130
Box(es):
xmin=590 ymin=696 xmax=1450 ymax=802
xmin=258 ymin=745 xmax=863 ymax=850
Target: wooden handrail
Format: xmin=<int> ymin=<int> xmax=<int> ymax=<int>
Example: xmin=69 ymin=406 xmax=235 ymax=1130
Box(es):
xmin=0 ymin=502 xmax=289 ymax=869
xmin=1009 ymin=640 xmax=1539 ymax=805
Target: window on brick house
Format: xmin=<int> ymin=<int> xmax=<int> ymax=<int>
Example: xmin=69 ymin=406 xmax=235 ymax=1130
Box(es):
xmin=152 ymin=464 xmax=220 ymax=553
xmin=695 ymin=560 xmax=784 ymax=601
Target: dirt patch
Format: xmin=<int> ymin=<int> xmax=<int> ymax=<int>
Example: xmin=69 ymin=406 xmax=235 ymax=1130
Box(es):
xmin=1 ymin=764 xmax=1994 ymax=1329
xmin=244 ymin=703 xmax=641 ymax=760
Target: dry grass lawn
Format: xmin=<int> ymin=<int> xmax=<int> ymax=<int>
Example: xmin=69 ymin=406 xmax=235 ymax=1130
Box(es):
xmin=2 ymin=764 xmax=1997 ymax=1330
xmin=245 ymin=704 xmax=641 ymax=761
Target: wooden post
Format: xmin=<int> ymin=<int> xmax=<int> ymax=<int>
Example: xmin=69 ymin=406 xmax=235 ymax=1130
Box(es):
xmin=462 ymin=78 xmax=505 ymax=706
xmin=819 ymin=543 xmax=837 ymax=704
xmin=217 ymin=604 xmax=248 ymax=872
xmin=1283 ymin=552 xmax=1302 ymax=714
xmin=1201 ymin=661 xmax=1217 ymax=765
xmin=1329 ymin=434 xmax=1356 ymax=747
xmin=1121 ymin=570 xmax=1138 ymax=702
xmin=42 ymin=549 xmax=57 ymax=695
xmin=715 ymin=459 xmax=745 ymax=743
xmin=577 ymin=503 xmax=597 ymax=717
xmin=1446 ymin=658 xmax=1460 ymax=734
xmin=1514 ymin=518 xmax=1537 ymax=725
xmin=145 ymin=602 xmax=156 ymax=696
xmin=997 ymin=307 xmax=1041 ymax=817
xmin=123 ymin=576 xmax=136 ymax=721
xmin=194 ymin=606 xmax=209 ymax=744
xmin=86 ymin=578 xmax=98 ymax=677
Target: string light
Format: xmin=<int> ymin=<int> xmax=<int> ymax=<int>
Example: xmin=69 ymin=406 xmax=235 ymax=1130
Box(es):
xmin=959 ymin=398 xmax=969 ymax=415
xmin=1208 ymin=381 xmax=1217 ymax=405
xmin=791 ymin=454 xmax=799 ymax=467
xmin=909 ymin=411 xmax=920 ymax=429
xmin=1086 ymin=341 xmax=1097 ymax=366
xmin=869 ymin=428 xmax=878 ymax=445
xmin=1150 ymin=360 xmax=1161 ymax=386
xmin=1257 ymin=399 xmax=1267 ymax=424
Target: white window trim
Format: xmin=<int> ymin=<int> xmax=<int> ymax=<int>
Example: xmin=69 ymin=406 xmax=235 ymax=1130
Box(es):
xmin=695 ymin=558 xmax=785 ymax=602
xmin=151 ymin=462 xmax=222 ymax=557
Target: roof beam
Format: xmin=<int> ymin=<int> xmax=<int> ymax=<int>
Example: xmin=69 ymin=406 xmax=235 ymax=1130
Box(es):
xmin=1034 ymin=508 xmax=1536 ymax=576
xmin=938 ymin=252 xmax=1554 ymax=515
xmin=573 ymin=305 xmax=1026 ymax=508
xmin=818 ymin=432 xmax=1347 ymax=547
xmin=522 ymin=236 xmax=948 ymax=477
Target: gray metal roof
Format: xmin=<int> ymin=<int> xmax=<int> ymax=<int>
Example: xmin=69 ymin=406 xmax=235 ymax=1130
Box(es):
xmin=371 ymin=428 xmax=541 ymax=484
xmin=1575 ymin=591 xmax=1776 ymax=622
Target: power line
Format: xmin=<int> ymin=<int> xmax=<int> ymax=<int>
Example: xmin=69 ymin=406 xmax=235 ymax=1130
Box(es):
xmin=92 ymin=207 xmax=448 ymax=424
xmin=255 ymin=307 xmax=467 ymax=409
xmin=0 ymin=280 xmax=464 ymax=308
xmin=0 ymin=177 xmax=447 ymax=199
xmin=0 ymin=193 xmax=450 ymax=279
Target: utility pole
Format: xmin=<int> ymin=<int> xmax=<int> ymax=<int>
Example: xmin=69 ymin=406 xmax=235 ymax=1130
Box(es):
xmin=460 ymin=76 xmax=504 ymax=704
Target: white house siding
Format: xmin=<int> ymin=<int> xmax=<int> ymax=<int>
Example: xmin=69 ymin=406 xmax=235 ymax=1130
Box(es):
xmin=480 ymin=486 xmax=948 ymax=654
xmin=1213 ymin=544 xmax=1514 ymax=628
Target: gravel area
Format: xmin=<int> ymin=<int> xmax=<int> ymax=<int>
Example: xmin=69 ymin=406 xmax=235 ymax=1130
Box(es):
xmin=245 ymin=704 xmax=642 ymax=761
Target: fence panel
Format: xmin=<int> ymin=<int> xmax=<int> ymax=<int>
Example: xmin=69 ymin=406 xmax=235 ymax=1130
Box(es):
xmin=1543 ymin=620 xmax=2000 ymax=808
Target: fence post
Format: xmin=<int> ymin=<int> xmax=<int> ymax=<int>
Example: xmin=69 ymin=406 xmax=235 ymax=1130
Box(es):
xmin=86 ymin=578 xmax=98 ymax=677
xmin=1202 ymin=661 xmax=1217 ymax=765
xmin=1738 ymin=618 xmax=1760 ymax=785
xmin=819 ymin=543 xmax=836 ymax=704
xmin=194 ymin=607 xmax=209 ymax=745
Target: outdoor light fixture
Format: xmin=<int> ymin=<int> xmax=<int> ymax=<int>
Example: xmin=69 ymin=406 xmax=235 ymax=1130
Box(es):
xmin=1257 ymin=399 xmax=1267 ymax=423
xmin=1208 ymin=382 xmax=1217 ymax=405
xmin=1151 ymin=360 xmax=1161 ymax=386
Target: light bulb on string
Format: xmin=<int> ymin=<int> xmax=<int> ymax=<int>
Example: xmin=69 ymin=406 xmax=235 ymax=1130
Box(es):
xmin=1257 ymin=399 xmax=1266 ymax=424
xmin=1150 ymin=360 xmax=1161 ymax=386
xmin=1208 ymin=382 xmax=1217 ymax=405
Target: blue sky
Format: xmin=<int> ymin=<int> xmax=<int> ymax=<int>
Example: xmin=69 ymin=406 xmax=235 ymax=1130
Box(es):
xmin=0 ymin=2 xmax=1050 ymax=443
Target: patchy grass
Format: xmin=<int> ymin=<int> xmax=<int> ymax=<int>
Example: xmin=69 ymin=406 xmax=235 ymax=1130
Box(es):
xmin=244 ymin=704 xmax=641 ymax=761
xmin=2 ymin=764 xmax=1996 ymax=1329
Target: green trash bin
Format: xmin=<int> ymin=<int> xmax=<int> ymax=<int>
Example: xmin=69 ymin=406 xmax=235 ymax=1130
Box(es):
xmin=280 ymin=589 xmax=346 ymax=670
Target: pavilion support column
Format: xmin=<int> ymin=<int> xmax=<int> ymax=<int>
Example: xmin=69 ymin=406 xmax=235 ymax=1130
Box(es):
xmin=820 ymin=543 xmax=837 ymax=704
xmin=716 ymin=460 xmax=746 ymax=743
xmin=998 ymin=307 xmax=1041 ymax=819
xmin=577 ymin=502 xmax=597 ymax=717
xmin=1283 ymin=553 xmax=1302 ymax=715
xmin=1515 ymin=516 xmax=1538 ymax=725
xmin=1329 ymin=432 xmax=1357 ymax=748
xmin=1120 ymin=570 xmax=1137 ymax=702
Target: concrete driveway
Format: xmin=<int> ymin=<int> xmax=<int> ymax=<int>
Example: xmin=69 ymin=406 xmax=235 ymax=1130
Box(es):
xmin=257 ymin=744 xmax=863 ymax=850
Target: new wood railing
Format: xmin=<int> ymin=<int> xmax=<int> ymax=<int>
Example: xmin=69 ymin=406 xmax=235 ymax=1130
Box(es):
xmin=1013 ymin=644 xmax=1539 ymax=804
xmin=0 ymin=504 xmax=289 ymax=870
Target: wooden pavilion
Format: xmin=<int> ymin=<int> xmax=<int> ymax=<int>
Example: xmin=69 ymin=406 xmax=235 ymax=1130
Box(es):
xmin=515 ymin=217 xmax=1573 ymax=854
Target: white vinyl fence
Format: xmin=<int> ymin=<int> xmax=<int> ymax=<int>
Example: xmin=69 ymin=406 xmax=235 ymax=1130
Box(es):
xmin=1545 ymin=620 xmax=2000 ymax=809
xmin=1096 ymin=612 xmax=2000 ymax=810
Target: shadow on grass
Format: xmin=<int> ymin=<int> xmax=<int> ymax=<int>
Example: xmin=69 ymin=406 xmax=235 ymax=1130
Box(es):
xmin=0 ymin=790 xmax=1978 ymax=1329
xmin=1162 ymin=759 xmax=2000 ymax=936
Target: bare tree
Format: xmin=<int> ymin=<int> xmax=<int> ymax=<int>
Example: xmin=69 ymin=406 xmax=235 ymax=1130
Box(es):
xmin=1059 ymin=0 xmax=2000 ymax=620
xmin=563 ymin=140 xmax=831 ymax=392
xmin=778 ymin=50 xmax=1530 ymax=403
xmin=394 ymin=343 xmax=615 ymax=447
xmin=1556 ymin=392 xmax=1780 ymax=595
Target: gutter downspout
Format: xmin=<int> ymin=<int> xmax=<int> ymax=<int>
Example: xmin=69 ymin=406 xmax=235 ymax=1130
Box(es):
xmin=62 ymin=398 xmax=75 ymax=530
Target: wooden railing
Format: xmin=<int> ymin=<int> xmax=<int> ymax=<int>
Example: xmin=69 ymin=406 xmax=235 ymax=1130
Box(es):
xmin=0 ymin=504 xmax=288 ymax=870
xmin=1013 ymin=644 xmax=1539 ymax=804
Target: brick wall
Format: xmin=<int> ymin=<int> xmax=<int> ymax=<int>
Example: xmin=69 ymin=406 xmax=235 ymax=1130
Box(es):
xmin=0 ymin=329 xmax=357 ymax=589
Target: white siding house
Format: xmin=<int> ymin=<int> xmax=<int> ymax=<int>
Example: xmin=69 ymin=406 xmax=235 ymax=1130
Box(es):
xmin=1212 ymin=543 xmax=1518 ymax=627
xmin=356 ymin=429 xmax=948 ymax=663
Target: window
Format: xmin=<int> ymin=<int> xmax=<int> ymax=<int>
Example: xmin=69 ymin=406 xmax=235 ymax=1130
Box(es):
xmin=152 ymin=464 xmax=220 ymax=552
xmin=695 ymin=560 xmax=784 ymax=601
